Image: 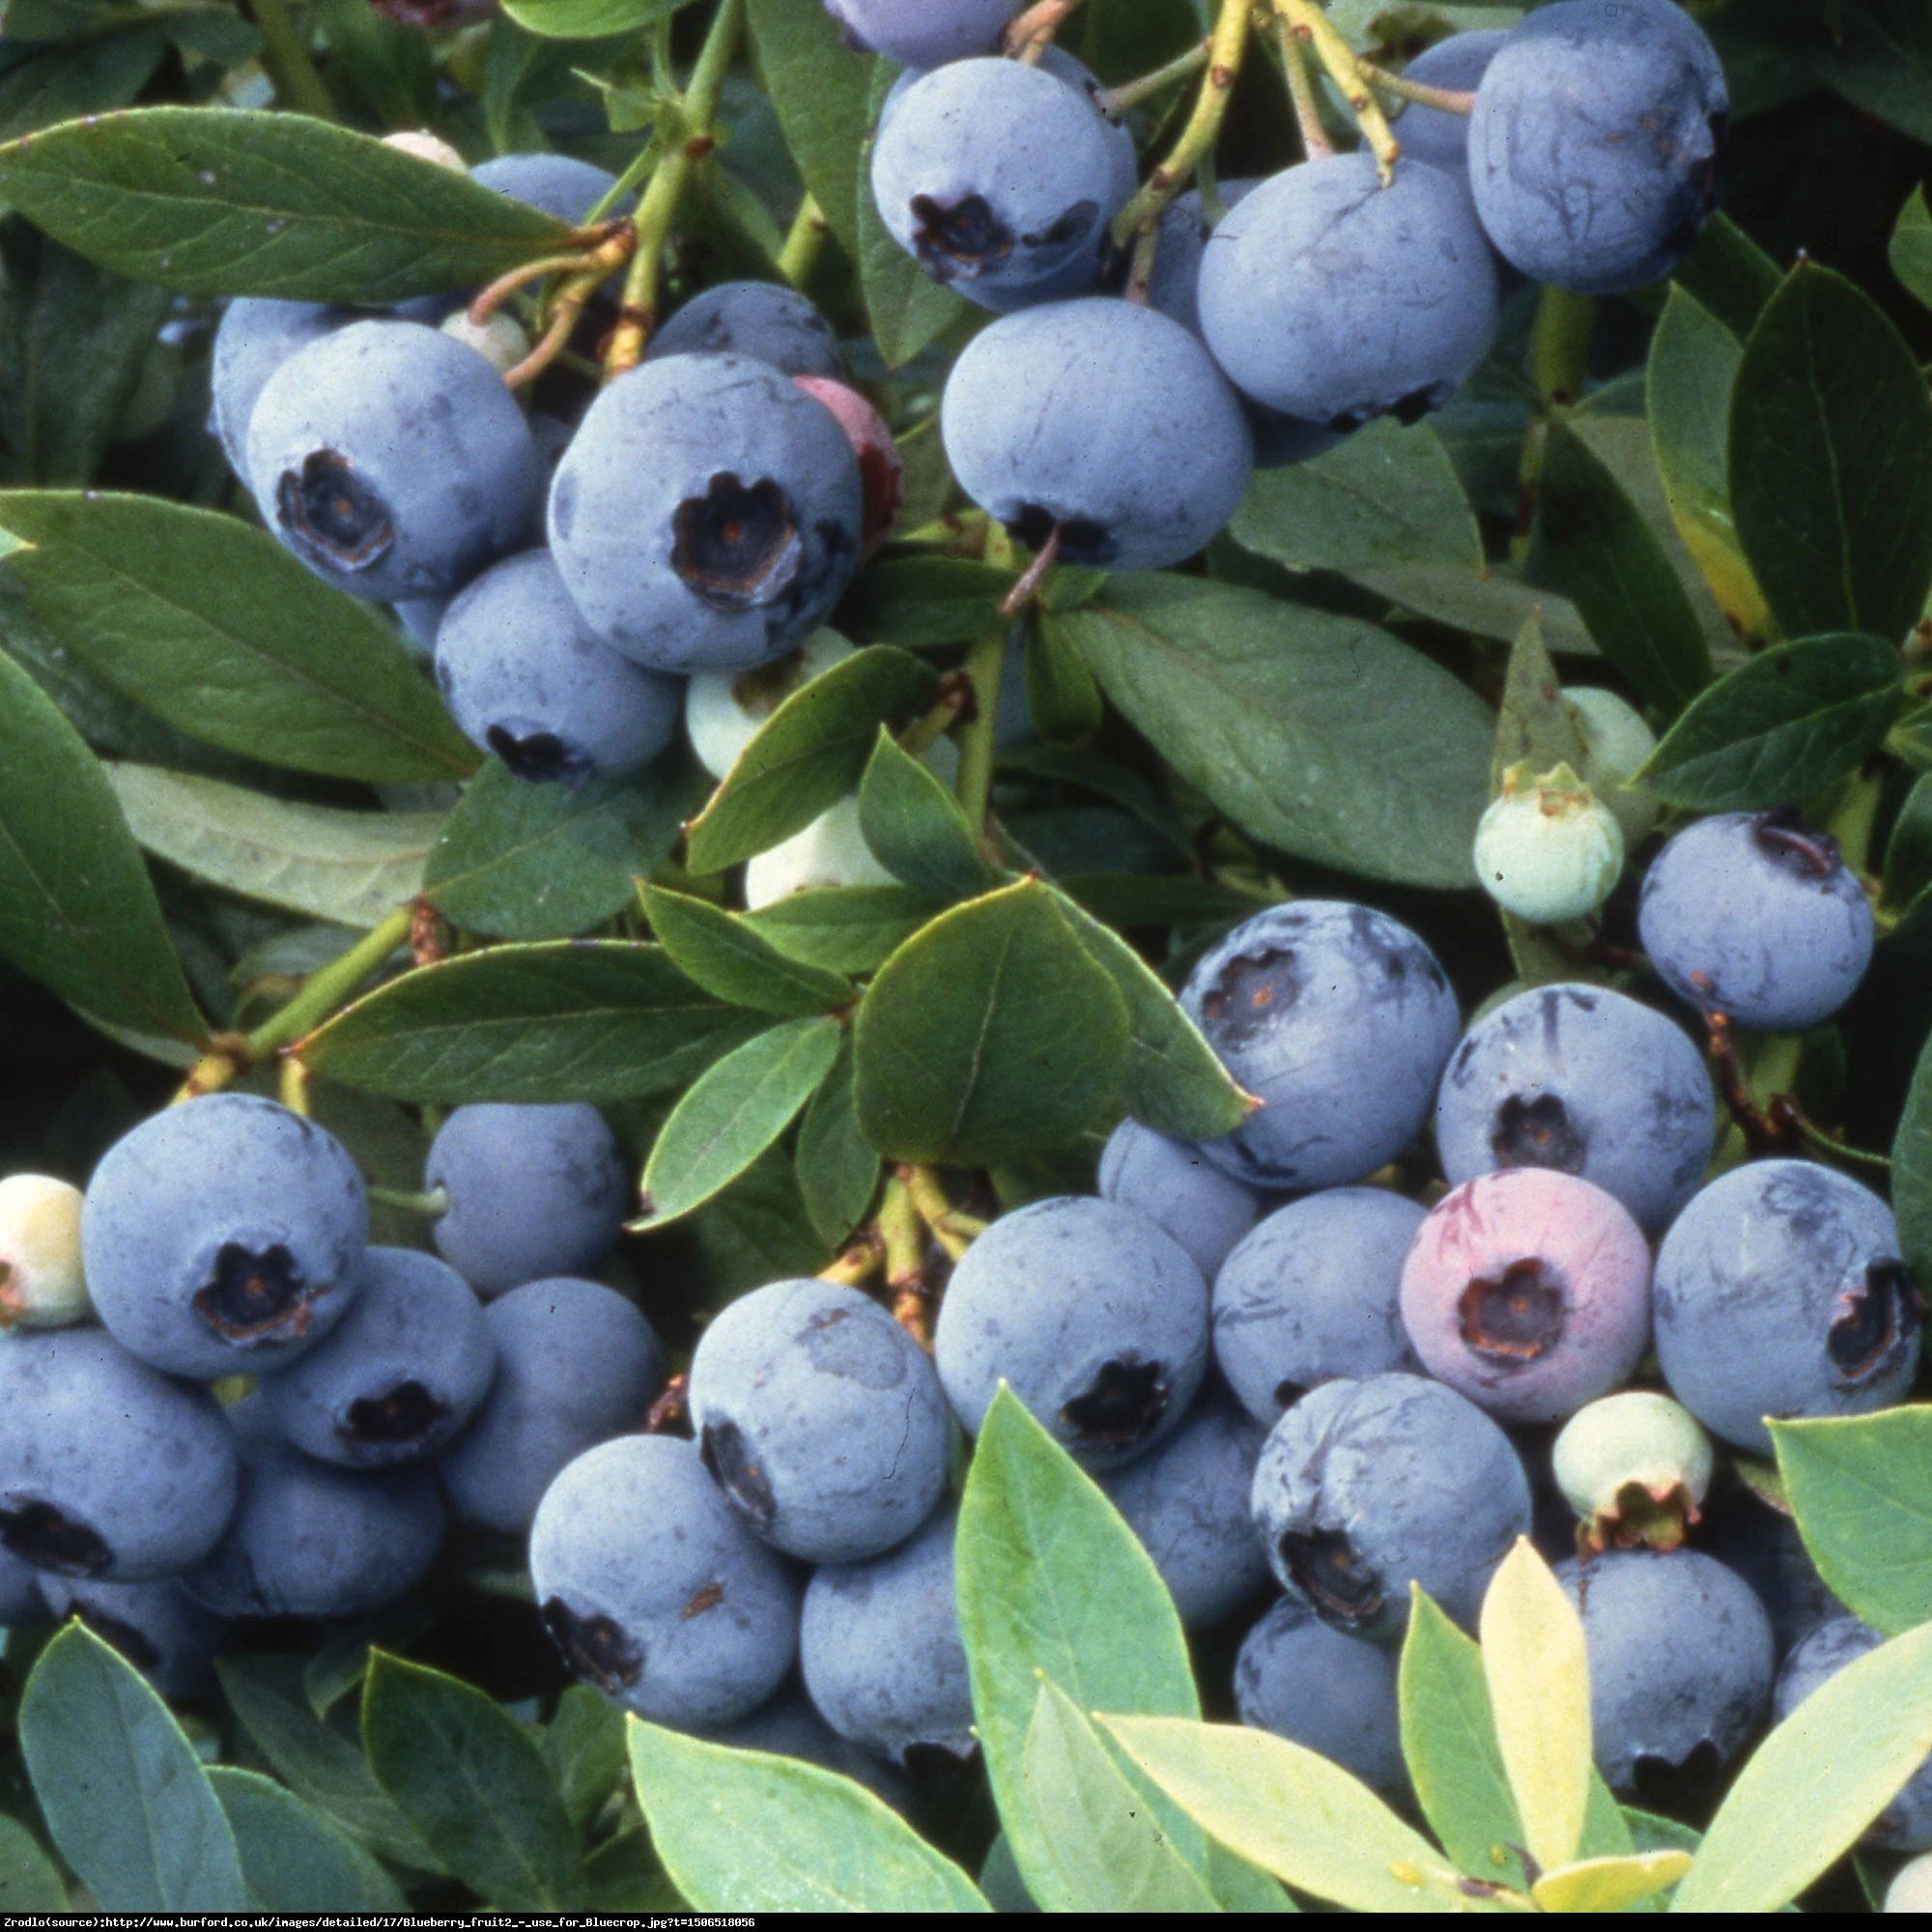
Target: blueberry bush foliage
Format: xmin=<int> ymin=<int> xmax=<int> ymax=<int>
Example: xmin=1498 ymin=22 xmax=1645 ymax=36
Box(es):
xmin=4 ymin=0 xmax=1932 ymax=1916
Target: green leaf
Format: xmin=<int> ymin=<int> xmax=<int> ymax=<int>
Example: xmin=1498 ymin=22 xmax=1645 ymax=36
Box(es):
xmin=1636 ymin=635 xmax=1902 ymax=810
xmin=0 ymin=1815 xmax=68 ymax=1912
xmin=1534 ymin=419 xmax=1713 ymax=715
xmin=0 ymin=104 xmax=575 ymax=300
xmin=1350 ymin=563 xmax=1600 ymax=659
xmin=362 ymin=1652 xmax=581 ymax=1912
xmin=107 ymin=763 xmax=438 ymax=929
xmin=546 ymin=1684 xmax=629 ymax=1836
xmin=844 ymin=559 xmax=1013 ymax=650
xmin=1231 ymin=418 xmax=1483 ymax=573
xmin=853 ymin=879 xmax=1129 ymax=1164
xmin=639 ymin=1014 xmax=843 ymax=1225
xmin=19 ymin=1624 xmax=247 ymax=1911
xmin=1891 ymin=185 xmax=1932 ymax=312
xmin=304 ymin=941 xmax=761 ymax=1103
xmin=1060 ymin=574 xmax=1494 ymax=890
xmin=1670 ymin=1621 xmax=1932 ymax=1914
xmin=208 ymin=1768 xmax=408 ymax=1913
xmin=685 ymin=645 xmax=939 ymax=872
xmin=687 ymin=1141 xmax=826 ymax=1294
xmin=1492 ymin=611 xmax=1591 ymax=790
xmin=628 ymin=1719 xmax=990 ymax=1913
xmin=0 ymin=647 xmax=203 ymax=1041
xmin=1533 ymin=1853 xmax=1691 ymax=1916
xmin=745 ymin=0 xmax=871 ymax=253
xmin=744 ymin=882 xmax=933 ymax=974
xmin=0 ymin=493 xmax=477 ymax=782
xmin=500 ymin=0 xmax=687 ymax=39
xmin=1892 ymin=1031 xmax=1932 ymax=1283
xmin=1886 ymin=775 xmax=1932 ymax=910
xmin=641 ymin=883 xmax=854 ymax=1015
xmin=1730 ymin=262 xmax=1932 ymax=647
xmin=0 ymin=26 xmax=162 ymax=148
xmin=1026 ymin=614 xmax=1106 ymax=741
xmin=857 ymin=729 xmax=999 ymax=903
xmin=794 ymin=1033 xmax=880 ymax=1247
xmin=1671 ymin=211 xmax=1781 ymax=341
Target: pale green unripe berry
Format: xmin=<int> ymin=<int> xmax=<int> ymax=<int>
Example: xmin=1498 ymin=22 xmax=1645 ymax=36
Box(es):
xmin=1475 ymin=762 xmax=1625 ymax=923
xmin=1886 ymin=1853 xmax=1932 ymax=1914
xmin=440 ymin=309 xmax=531 ymax=378
xmin=1564 ymin=687 xmax=1661 ymax=845
xmin=381 ymin=129 xmax=467 ymax=173
xmin=686 ymin=630 xmax=857 ymax=781
xmin=1553 ymin=1391 xmax=1713 ymax=1552
xmin=0 ymin=1175 xmax=90 ymax=1329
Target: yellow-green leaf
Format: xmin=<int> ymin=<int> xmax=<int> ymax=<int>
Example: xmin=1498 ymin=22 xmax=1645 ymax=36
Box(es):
xmin=1532 ymin=1852 xmax=1691 ymax=1915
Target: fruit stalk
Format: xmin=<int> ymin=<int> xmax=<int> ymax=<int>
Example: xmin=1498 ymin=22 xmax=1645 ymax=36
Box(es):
xmin=1273 ymin=0 xmax=1399 ymax=183
xmin=1276 ymin=11 xmax=1334 ymax=159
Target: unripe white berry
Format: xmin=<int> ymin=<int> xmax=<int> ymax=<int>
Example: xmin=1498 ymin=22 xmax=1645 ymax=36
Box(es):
xmin=381 ymin=129 xmax=467 ymax=174
xmin=440 ymin=309 xmax=530 ymax=377
xmin=0 ymin=1175 xmax=90 ymax=1329
xmin=686 ymin=630 xmax=858 ymax=781
xmin=1475 ymin=761 xmax=1625 ymax=923
xmin=1564 ymin=686 xmax=1661 ymax=845
xmin=1553 ymin=1391 xmax=1713 ymax=1551
xmin=1887 ymin=1853 xmax=1932 ymax=1914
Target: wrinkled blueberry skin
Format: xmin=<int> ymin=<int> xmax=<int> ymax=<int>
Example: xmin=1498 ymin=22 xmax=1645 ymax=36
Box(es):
xmin=1557 ymin=1548 xmax=1774 ymax=1802
xmin=1701 ymin=1492 xmax=1845 ymax=1662
xmin=82 ymin=1094 xmax=368 ymax=1380
xmin=1236 ymin=1596 xmax=1406 ymax=1798
xmin=470 ymin=152 xmax=630 ymax=223
xmin=1654 ymin=1159 xmax=1920 ymax=1454
xmin=1776 ymin=1616 xmax=1932 ymax=1850
xmin=825 ymin=0 xmax=1019 ymax=69
xmin=1102 ymin=1394 xmax=1270 ymax=1630
xmin=1181 ymin=901 xmax=1462 ymax=1192
xmin=1400 ymin=1170 xmax=1654 ymax=1425
xmin=1397 ymin=33 xmax=1508 ymax=195
xmin=646 ymin=282 xmax=844 ymax=380
xmin=437 ymin=1278 xmax=665 ymax=1535
xmin=0 ymin=1327 xmax=239 ymax=1583
xmin=1199 ymin=155 xmax=1500 ymax=429
xmin=1098 ymin=1118 xmax=1264 ymax=1282
xmin=688 ymin=1278 xmax=952 ymax=1565
xmin=39 ymin=1575 xmax=233 ymax=1699
xmin=532 ymin=1435 xmax=800 ymax=1727
xmin=1435 ymin=981 xmax=1716 ymax=1231
xmin=245 ymin=319 xmax=543 ymax=602
xmin=942 ymin=298 xmax=1255 ymax=573
xmin=208 ymin=298 xmax=345 ymax=474
xmin=800 ymin=1508 xmax=973 ymax=1763
xmin=549 ymin=353 xmax=863 ymax=673
xmin=434 ymin=550 xmax=683 ymax=786
xmin=934 ymin=1196 xmax=1209 ymax=1472
xmin=1469 ymin=0 xmax=1727 ymax=296
xmin=1213 ymin=1188 xmax=1426 ymax=1427
xmin=1638 ymin=811 xmax=1875 ymax=1032
xmin=256 ymin=1246 xmax=496 ymax=1470
xmin=1251 ymin=1373 xmax=1531 ymax=1643
xmin=426 ymin=1103 xmax=627 ymax=1299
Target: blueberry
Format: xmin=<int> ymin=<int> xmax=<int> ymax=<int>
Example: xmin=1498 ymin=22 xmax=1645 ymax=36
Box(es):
xmin=1180 ymin=901 xmax=1461 ymax=1193
xmin=939 ymin=298 xmax=1254 ymax=572
xmin=1235 ymin=1597 xmax=1406 ymax=1798
xmin=82 ymin=1094 xmax=368 ymax=1379
xmin=438 ymin=1277 xmax=665 ymax=1535
xmin=246 ymin=319 xmax=543 ymax=602
xmin=1565 ymin=688 xmax=1661 ymax=846
xmin=686 ymin=630 xmax=856 ymax=781
xmin=1101 ymin=1394 xmax=1270 ymax=1630
xmin=688 ymin=1278 xmax=952 ymax=1564
xmin=825 ymin=0 xmax=1019 ymax=68
xmin=799 ymin=1508 xmax=973 ymax=1763
xmin=1212 ymin=1188 xmax=1426 ymax=1427
xmin=549 ymin=354 xmax=863 ymax=673
xmin=1701 ymin=1491 xmax=1845 ymax=1662
xmin=425 ymin=1103 xmax=627 ymax=1298
xmin=434 ymin=550 xmax=683 ymax=786
xmin=1435 ymin=981 xmax=1716 ymax=1232
xmin=256 ymin=1246 xmax=496 ymax=1469
xmin=1653 ymin=1159 xmax=1921 ymax=1454
xmin=1557 ymin=1548 xmax=1774 ymax=1803
xmin=1393 ymin=33 xmax=1507 ymax=192
xmin=0 ymin=1174 xmax=90 ymax=1329
xmin=696 ymin=1687 xmax=911 ymax=1809
xmin=469 ymin=152 xmax=631 ymax=224
xmin=1097 ymin=1119 xmax=1264 ymax=1282
xmin=1638 ymin=810 xmax=1875 ymax=1032
xmin=39 ymin=1575 xmax=231 ymax=1699
xmin=1475 ymin=764 xmax=1626 ymax=924
xmin=1198 ymin=155 xmax=1499 ymax=431
xmin=392 ymin=595 xmax=448 ymax=660
xmin=530 ymin=1434 xmax=800 ymax=1726
xmin=0 ymin=1543 xmax=41 ymax=1624
xmin=646 ymin=283 xmax=844 ymax=379
xmin=934 ymin=1196 xmax=1209 ymax=1471
xmin=207 ymin=298 xmax=345 ymax=476
xmin=1250 ymin=1372 xmax=1531 ymax=1642
xmin=1469 ymin=0 xmax=1727 ymax=296
xmin=794 ymin=378 xmax=903 ymax=559
xmin=1145 ymin=180 xmax=1259 ymax=340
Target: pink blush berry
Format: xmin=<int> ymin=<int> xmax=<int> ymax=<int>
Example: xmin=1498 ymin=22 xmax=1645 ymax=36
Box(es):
xmin=795 ymin=377 xmax=902 ymax=560
xmin=1400 ymin=1169 xmax=1652 ymax=1424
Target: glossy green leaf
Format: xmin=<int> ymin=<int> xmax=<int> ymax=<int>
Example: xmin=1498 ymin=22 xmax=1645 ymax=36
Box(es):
xmin=1350 ymin=563 xmax=1600 ymax=658
xmin=745 ymin=882 xmax=933 ymax=974
xmin=1885 ymin=775 xmax=1932 ymax=910
xmin=501 ymin=0 xmax=688 ymax=39
xmin=544 ymin=1685 xmax=629 ymax=1836
xmin=687 ymin=1141 xmax=826 ymax=1295
xmin=844 ymin=558 xmax=1012 ymax=649
xmin=744 ymin=0 xmax=871 ymax=252
xmin=1026 ymin=614 xmax=1106 ymax=740
xmin=857 ymin=729 xmax=998 ymax=903
xmin=1671 ymin=211 xmax=1781 ymax=340
xmin=1533 ymin=1853 xmax=1691 ymax=1915
xmin=1892 ymin=185 xmax=1932 ymax=312
xmin=794 ymin=1033 xmax=880 ymax=1246
xmin=641 ymin=883 xmax=854 ymax=1015
xmin=1891 ymin=1032 xmax=1932 ymax=1283
xmin=0 ymin=1816 xmax=66 ymax=1913
xmin=208 ymin=1768 xmax=408 ymax=1914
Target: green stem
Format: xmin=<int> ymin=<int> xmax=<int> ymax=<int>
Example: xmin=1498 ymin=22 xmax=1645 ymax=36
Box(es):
xmin=368 ymin=1185 xmax=450 ymax=1218
xmin=1275 ymin=0 xmax=1397 ymax=181
xmin=1532 ymin=285 xmax=1596 ymax=408
xmin=1096 ymin=38 xmax=1211 ymax=117
xmin=957 ymin=623 xmax=1009 ymax=836
xmin=777 ymin=192 xmax=830 ymax=290
xmin=249 ymin=0 xmax=335 ymax=122
xmin=246 ymin=907 xmax=412 ymax=1058
xmin=1357 ymin=59 xmax=1476 ymax=114
xmin=1828 ymin=769 xmax=1883 ymax=876
xmin=1276 ymin=12 xmax=1333 ymax=159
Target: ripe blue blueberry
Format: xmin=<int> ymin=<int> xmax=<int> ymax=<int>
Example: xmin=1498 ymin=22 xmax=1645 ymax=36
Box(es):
xmin=549 ymin=353 xmax=863 ymax=673
xmin=1638 ymin=810 xmax=1875 ymax=1032
xmin=1097 ymin=1118 xmax=1264 ymax=1282
xmin=1394 ymin=32 xmax=1507 ymax=193
xmin=934 ymin=1196 xmax=1209 ymax=1471
xmin=1198 ymin=155 xmax=1499 ymax=431
xmin=530 ymin=1434 xmax=800 ymax=1726
xmin=0 ymin=1543 xmax=40 ymax=1624
xmin=646 ymin=282 xmax=844 ymax=379
xmin=1702 ymin=1492 xmax=1845 ymax=1662
xmin=39 ymin=1575 xmax=231 ymax=1700
xmin=688 ymin=1277 xmax=952 ymax=1564
xmin=1556 ymin=1548 xmax=1774 ymax=1802
xmin=1235 ymin=1597 xmax=1406 ymax=1798
xmin=438 ymin=1277 xmax=665 ymax=1535
xmin=1435 ymin=980 xmax=1716 ymax=1232
xmin=208 ymin=298 xmax=344 ymax=475
xmin=825 ymin=0 xmax=1019 ymax=68
xmin=425 ymin=1102 xmax=627 ymax=1298
xmin=1469 ymin=0 xmax=1727 ymax=296
xmin=469 ymin=152 xmax=630 ymax=223
xmin=1181 ymin=901 xmax=1461 ymax=1192
xmin=1212 ymin=1188 xmax=1426 ymax=1427
xmin=940 ymin=298 xmax=1254 ymax=572
xmin=1250 ymin=1372 xmax=1531 ymax=1642
xmin=434 ymin=550 xmax=683 ymax=785
xmin=255 ymin=1246 xmax=496 ymax=1469
xmin=800 ymin=1508 xmax=973 ymax=1763
xmin=82 ymin=1094 xmax=368 ymax=1379
xmin=245 ymin=319 xmax=544 ymax=602
xmin=1653 ymin=1159 xmax=1921 ymax=1454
